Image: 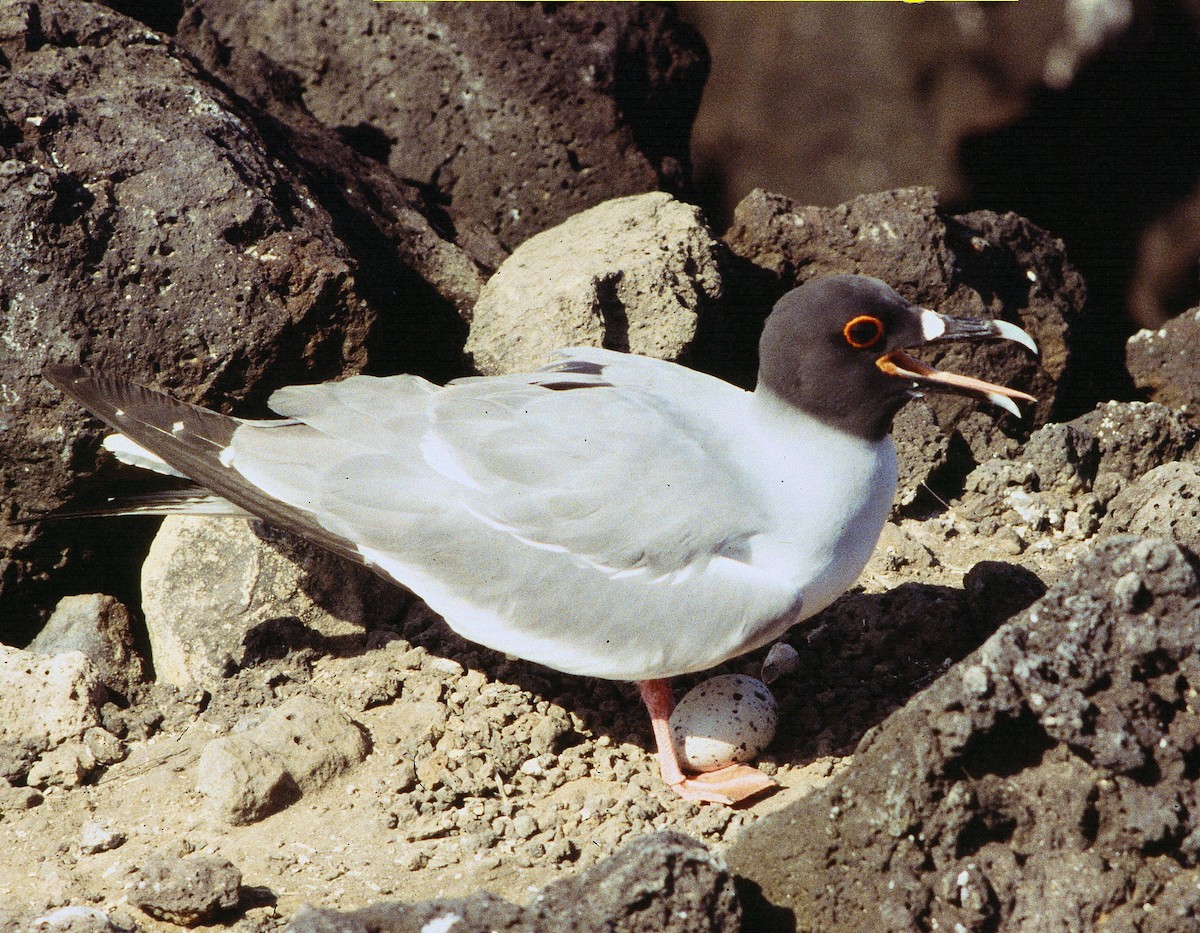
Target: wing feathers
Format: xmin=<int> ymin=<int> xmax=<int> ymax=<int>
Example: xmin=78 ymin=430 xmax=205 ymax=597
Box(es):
xmin=44 ymin=365 xmax=372 ymax=569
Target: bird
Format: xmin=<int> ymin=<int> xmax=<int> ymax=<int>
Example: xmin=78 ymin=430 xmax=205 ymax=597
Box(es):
xmin=43 ymin=274 xmax=1037 ymax=805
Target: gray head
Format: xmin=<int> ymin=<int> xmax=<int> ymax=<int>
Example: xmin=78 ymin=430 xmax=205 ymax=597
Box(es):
xmin=757 ymin=275 xmax=1037 ymax=441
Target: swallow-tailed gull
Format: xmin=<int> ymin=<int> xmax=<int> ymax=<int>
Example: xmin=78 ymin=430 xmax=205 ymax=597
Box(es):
xmin=44 ymin=274 xmax=1037 ymax=804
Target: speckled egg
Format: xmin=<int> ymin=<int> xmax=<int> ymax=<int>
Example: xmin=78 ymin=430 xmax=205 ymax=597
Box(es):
xmin=668 ymin=674 xmax=778 ymax=772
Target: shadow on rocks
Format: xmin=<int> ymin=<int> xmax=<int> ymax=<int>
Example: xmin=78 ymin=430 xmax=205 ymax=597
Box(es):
xmin=728 ymin=536 xmax=1200 ymax=932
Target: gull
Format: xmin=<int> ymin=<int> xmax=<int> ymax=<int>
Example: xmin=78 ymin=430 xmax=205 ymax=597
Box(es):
xmin=44 ymin=274 xmax=1037 ymax=804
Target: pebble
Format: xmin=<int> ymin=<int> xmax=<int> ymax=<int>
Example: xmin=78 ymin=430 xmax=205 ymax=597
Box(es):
xmin=130 ymin=853 xmax=241 ymax=925
xmin=79 ymin=819 xmax=126 ymax=855
xmin=760 ymin=642 xmax=800 ymax=684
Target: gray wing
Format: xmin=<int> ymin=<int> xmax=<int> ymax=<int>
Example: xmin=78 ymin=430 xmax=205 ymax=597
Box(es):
xmin=253 ymin=349 xmax=770 ymax=576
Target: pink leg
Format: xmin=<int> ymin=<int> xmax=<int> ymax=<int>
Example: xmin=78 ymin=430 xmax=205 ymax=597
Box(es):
xmin=638 ymin=679 xmax=777 ymax=805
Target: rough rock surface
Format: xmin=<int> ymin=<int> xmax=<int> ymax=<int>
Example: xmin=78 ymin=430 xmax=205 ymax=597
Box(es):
xmin=196 ymin=695 xmax=370 ymax=824
xmin=1127 ymin=306 xmax=1200 ymax=416
xmin=727 ymin=536 xmax=1200 ymax=932
xmin=0 ymin=0 xmax=378 ymax=631
xmin=27 ymin=594 xmax=147 ymax=697
xmin=196 ymin=734 xmax=296 ymax=827
xmin=466 ymin=192 xmax=722 ymax=375
xmin=177 ymin=1 xmax=709 ymax=257
xmin=141 ymin=516 xmax=405 ymax=690
xmin=288 ymin=831 xmax=739 ymax=933
xmin=1102 ymin=461 xmax=1200 ymax=556
xmin=130 ymin=853 xmax=242 ymax=925
xmin=1067 ymin=399 xmax=1200 ymax=481
xmin=890 ymin=399 xmax=955 ymax=511
xmin=176 ymin=5 xmax=489 ymax=327
xmin=0 ymin=646 xmax=106 ymax=783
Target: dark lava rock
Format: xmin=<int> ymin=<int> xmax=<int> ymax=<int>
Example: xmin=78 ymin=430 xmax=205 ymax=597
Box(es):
xmin=27 ymin=594 xmax=147 ymax=697
xmin=1067 ymin=400 xmax=1200 ymax=482
xmin=0 ymin=0 xmax=381 ymax=628
xmin=728 ymin=536 xmax=1200 ymax=932
xmin=890 ymin=400 xmax=955 ymax=511
xmin=177 ymin=1 xmax=709 ymax=259
xmin=1019 ymin=420 xmax=1101 ymax=493
xmin=1126 ymin=305 xmax=1200 ymax=413
xmin=176 ymin=7 xmax=490 ymax=319
xmin=288 ymin=831 xmax=739 ymax=933
xmin=1102 ymin=461 xmax=1200 ymax=557
xmin=130 ymin=852 xmax=242 ymax=925
xmin=769 ymin=580 xmax=1007 ymax=762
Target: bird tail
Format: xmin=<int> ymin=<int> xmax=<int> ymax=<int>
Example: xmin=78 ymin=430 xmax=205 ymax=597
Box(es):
xmin=28 ymin=487 xmax=250 ymax=522
xmin=42 ymin=365 xmax=369 ymax=568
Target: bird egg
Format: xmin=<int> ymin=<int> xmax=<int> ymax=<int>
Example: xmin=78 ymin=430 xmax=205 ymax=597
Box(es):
xmin=668 ymin=674 xmax=778 ymax=772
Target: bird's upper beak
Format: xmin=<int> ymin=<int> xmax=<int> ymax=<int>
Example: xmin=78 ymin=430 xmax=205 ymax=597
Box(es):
xmin=876 ymin=310 xmax=1039 ymax=418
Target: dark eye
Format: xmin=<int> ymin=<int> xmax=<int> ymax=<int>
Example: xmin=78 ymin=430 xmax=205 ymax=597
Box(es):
xmin=843 ymin=315 xmax=885 ymax=349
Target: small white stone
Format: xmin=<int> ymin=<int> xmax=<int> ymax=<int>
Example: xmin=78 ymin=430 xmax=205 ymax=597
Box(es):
xmin=668 ymin=674 xmax=778 ymax=772
xmin=761 ymin=642 xmax=800 ymax=684
xmin=79 ymin=818 xmax=126 ymax=855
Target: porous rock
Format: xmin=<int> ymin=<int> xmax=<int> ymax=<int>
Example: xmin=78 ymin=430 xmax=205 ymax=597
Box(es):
xmin=254 ymin=695 xmax=370 ymax=790
xmin=890 ymin=399 xmax=954 ymax=510
xmin=196 ymin=696 xmax=368 ymax=825
xmin=286 ymin=831 xmax=739 ymax=933
xmin=177 ymin=1 xmax=708 ymax=258
xmin=1101 ymin=461 xmax=1200 ymax=556
xmin=728 ymin=536 xmax=1200 ymax=932
xmin=1126 ymin=304 xmax=1200 ymax=414
xmin=466 ymin=192 xmax=721 ymax=375
xmin=2 ymin=0 xmax=377 ymax=629
xmin=196 ymin=735 xmax=296 ymax=826
xmin=724 ymin=186 xmax=1082 ymax=478
xmin=141 ymin=517 xmax=403 ymax=690
xmin=1018 ymin=420 xmax=1101 ymax=493
xmin=958 ymin=401 xmax=1199 ymax=541
xmin=27 ymin=594 xmax=147 ymax=697
xmin=0 ymin=646 xmax=105 ymax=782
xmin=1067 ymin=399 xmax=1199 ymax=482
xmin=130 ymin=852 xmax=242 ymax=926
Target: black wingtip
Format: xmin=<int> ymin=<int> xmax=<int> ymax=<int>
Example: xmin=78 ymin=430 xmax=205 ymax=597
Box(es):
xmin=43 ymin=363 xmax=93 ymax=393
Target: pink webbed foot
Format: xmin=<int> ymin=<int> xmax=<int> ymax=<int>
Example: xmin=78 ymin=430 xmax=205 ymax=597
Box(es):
xmin=666 ymin=763 xmax=778 ymax=805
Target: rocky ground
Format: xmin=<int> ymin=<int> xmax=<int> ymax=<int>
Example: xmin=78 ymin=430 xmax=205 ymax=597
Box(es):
xmin=6 ymin=387 xmax=1200 ymax=931
xmin=4 ymin=3 xmax=1200 ymax=932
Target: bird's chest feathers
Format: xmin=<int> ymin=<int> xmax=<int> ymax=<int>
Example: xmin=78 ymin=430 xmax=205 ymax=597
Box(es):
xmin=739 ymin=393 xmax=898 ymax=596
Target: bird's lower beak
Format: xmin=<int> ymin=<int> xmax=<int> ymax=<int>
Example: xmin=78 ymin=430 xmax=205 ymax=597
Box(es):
xmin=876 ymin=311 xmax=1038 ymax=418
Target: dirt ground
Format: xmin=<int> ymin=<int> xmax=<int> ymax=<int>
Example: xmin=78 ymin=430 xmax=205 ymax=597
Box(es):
xmin=0 ymin=497 xmax=1087 ymax=931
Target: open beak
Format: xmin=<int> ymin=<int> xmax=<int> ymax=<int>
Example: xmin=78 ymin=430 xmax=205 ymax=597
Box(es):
xmin=876 ymin=310 xmax=1038 ymax=418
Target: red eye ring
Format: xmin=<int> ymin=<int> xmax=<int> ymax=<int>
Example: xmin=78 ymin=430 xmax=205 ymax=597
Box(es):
xmin=843 ymin=315 xmax=885 ymax=349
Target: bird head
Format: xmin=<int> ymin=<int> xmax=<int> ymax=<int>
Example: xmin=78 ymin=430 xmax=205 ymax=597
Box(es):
xmin=757 ymin=275 xmax=1038 ymax=440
